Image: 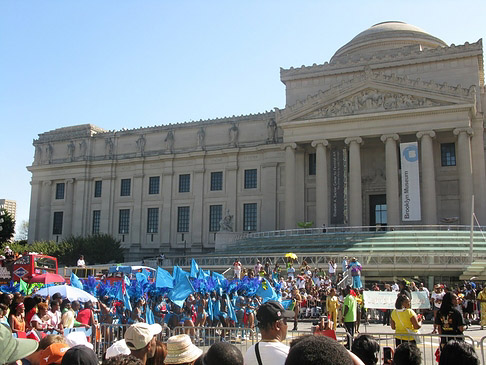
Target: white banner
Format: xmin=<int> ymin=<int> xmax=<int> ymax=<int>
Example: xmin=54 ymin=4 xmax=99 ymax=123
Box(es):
xmin=363 ymin=291 xmax=430 ymax=309
xmin=400 ymin=142 xmax=421 ymax=221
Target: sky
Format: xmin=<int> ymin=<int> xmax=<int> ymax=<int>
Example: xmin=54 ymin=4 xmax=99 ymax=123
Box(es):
xmin=1 ymin=0 xmax=485 ymax=238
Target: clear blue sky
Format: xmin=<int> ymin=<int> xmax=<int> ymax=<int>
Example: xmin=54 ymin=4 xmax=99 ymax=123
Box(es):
xmin=1 ymin=0 xmax=485 ymax=237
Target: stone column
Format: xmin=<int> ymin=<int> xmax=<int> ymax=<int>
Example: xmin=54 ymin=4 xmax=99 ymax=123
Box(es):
xmin=311 ymin=140 xmax=329 ymax=227
xmin=417 ymin=131 xmax=437 ymax=225
xmin=261 ymin=162 xmax=278 ymax=231
xmin=471 ymin=118 xmax=486 ymax=225
xmin=27 ymin=180 xmax=42 ymax=243
xmin=132 ymin=173 xmax=144 ymax=244
xmin=192 ymin=167 xmax=205 ymax=251
xmin=161 ymin=167 xmax=173 ymax=248
xmin=453 ymin=127 xmax=474 ymax=224
xmin=380 ymin=134 xmax=400 ymax=226
xmin=345 ymin=137 xmax=363 ymax=227
xmin=284 ymin=143 xmax=297 ymax=229
xmin=40 ymin=181 xmax=52 ymax=240
xmin=63 ymin=178 xmax=75 ymax=237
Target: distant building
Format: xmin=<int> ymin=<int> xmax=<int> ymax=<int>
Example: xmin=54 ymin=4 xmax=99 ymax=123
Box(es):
xmin=27 ymin=21 xmax=485 ymax=260
xmin=0 ymin=199 xmax=17 ymax=221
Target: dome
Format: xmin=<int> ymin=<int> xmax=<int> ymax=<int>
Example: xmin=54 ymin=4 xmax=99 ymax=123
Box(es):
xmin=331 ymin=21 xmax=448 ymax=61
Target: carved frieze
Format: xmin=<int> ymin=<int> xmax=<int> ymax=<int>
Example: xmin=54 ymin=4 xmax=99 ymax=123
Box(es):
xmin=306 ymin=89 xmax=442 ymax=119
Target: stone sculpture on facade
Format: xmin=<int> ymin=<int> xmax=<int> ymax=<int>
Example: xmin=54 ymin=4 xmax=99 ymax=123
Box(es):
xmin=136 ymin=135 xmax=146 ymax=155
xmin=229 ymin=124 xmax=239 ymax=147
xmin=197 ymin=127 xmax=205 ymax=149
xmin=219 ymin=209 xmax=234 ymax=232
xmin=45 ymin=143 xmax=53 ymax=164
xmin=67 ymin=141 xmax=75 ymax=161
xmin=105 ymin=138 xmax=114 ymax=159
xmin=79 ymin=140 xmax=87 ymax=158
xmin=267 ymin=118 xmax=277 ymax=143
xmin=165 ymin=130 xmax=174 ymax=153
xmin=34 ymin=145 xmax=42 ymax=165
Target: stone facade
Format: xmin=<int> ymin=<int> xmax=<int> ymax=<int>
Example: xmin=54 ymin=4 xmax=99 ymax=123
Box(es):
xmin=27 ymin=22 xmax=486 ymax=260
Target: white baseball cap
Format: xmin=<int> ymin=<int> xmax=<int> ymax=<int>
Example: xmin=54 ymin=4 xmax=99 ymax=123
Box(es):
xmin=124 ymin=323 xmax=162 ymax=350
xmin=105 ymin=339 xmax=131 ymax=359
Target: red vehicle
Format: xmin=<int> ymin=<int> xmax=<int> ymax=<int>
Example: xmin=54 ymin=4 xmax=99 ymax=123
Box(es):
xmin=12 ymin=253 xmax=58 ymax=282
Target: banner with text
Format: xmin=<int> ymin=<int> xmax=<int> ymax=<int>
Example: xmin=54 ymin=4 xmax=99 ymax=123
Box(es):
xmin=330 ymin=148 xmax=347 ymax=225
xmin=400 ymin=142 xmax=421 ymax=221
xmin=363 ymin=291 xmax=430 ymax=309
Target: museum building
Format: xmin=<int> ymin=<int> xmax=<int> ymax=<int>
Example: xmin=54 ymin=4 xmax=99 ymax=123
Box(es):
xmin=27 ymin=22 xmax=486 ymax=260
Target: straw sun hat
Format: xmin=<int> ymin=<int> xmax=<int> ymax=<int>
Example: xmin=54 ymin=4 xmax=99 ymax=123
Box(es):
xmin=164 ymin=334 xmax=203 ymax=364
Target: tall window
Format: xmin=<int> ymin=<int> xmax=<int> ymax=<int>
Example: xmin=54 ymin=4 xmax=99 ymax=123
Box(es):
xmin=375 ymin=204 xmax=388 ymax=225
xmin=55 ymin=183 xmax=65 ymax=200
xmin=52 ymin=212 xmax=63 ymax=234
xmin=94 ymin=180 xmax=102 ymax=198
xmin=441 ymin=143 xmax=456 ymax=166
xmin=119 ymin=209 xmax=130 ymax=234
xmin=210 ymin=172 xmax=223 ymax=191
xmin=92 ymin=210 xmax=101 ymax=234
xmin=209 ymin=205 xmax=222 ymax=232
xmin=149 ymin=176 xmax=160 ymax=195
xmin=177 ymin=206 xmax=190 ymax=232
xmin=120 ymin=179 xmax=131 ymax=196
xmin=147 ymin=208 xmax=159 ymax=233
xmin=309 ymin=153 xmax=316 ymax=176
xmin=243 ymin=203 xmax=257 ymax=231
xmin=244 ymin=169 xmax=257 ymax=189
xmin=179 ymin=174 xmax=190 ymax=193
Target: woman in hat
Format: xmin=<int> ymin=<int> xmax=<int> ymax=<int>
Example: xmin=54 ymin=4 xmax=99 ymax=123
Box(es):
xmin=164 ymin=334 xmax=202 ymax=365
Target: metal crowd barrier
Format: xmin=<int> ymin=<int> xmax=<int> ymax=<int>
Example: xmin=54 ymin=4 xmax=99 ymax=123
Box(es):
xmin=94 ymin=324 xmax=481 ymax=364
xmin=367 ymin=332 xmax=476 ymax=365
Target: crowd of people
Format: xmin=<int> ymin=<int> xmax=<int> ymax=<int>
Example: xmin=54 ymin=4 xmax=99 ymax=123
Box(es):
xmin=0 ymin=254 xmax=485 ymax=364
xmin=0 ymin=299 xmax=481 ymax=365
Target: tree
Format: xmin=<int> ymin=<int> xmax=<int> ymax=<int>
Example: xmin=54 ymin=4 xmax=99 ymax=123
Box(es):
xmin=0 ymin=209 xmax=15 ymax=244
xmin=16 ymin=220 xmax=29 ymax=241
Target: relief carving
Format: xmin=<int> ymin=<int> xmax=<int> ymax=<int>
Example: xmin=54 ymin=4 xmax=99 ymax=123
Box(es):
xmin=45 ymin=143 xmax=53 ymax=164
xmin=308 ymin=89 xmax=441 ymax=119
xmin=79 ymin=140 xmax=87 ymax=158
xmin=34 ymin=145 xmax=42 ymax=165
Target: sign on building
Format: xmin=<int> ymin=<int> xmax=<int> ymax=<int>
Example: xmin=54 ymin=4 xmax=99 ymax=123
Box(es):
xmin=400 ymin=142 xmax=421 ymax=221
xmin=330 ymin=148 xmax=348 ymax=225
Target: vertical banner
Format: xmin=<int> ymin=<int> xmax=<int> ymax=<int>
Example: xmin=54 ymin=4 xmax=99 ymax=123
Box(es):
xmin=400 ymin=142 xmax=421 ymax=221
xmin=330 ymin=148 xmax=347 ymax=225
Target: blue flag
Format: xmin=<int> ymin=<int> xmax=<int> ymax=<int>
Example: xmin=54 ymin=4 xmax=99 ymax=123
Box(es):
xmin=145 ymin=304 xmax=155 ymax=325
xmin=255 ymin=278 xmax=278 ymax=303
xmin=156 ymin=267 xmax=174 ymax=289
xmin=226 ymin=297 xmax=238 ymax=323
xmin=190 ymin=259 xmax=199 ymax=278
xmin=281 ymin=299 xmax=293 ymax=310
xmin=136 ymin=272 xmax=148 ymax=287
xmin=169 ymin=267 xmax=194 ymax=307
xmin=123 ymin=288 xmax=132 ymax=312
xmin=70 ymin=272 xmax=84 ymax=290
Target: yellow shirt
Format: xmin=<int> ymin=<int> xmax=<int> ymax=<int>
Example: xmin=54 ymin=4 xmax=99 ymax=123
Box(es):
xmin=391 ymin=308 xmax=418 ymax=340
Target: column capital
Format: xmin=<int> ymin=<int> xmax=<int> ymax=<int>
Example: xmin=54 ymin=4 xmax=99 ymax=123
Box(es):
xmin=380 ymin=134 xmax=399 ymax=143
xmin=42 ymin=180 xmax=52 ymax=186
xmin=344 ymin=136 xmax=363 ymax=145
xmin=416 ymin=130 xmax=436 ymax=139
xmin=65 ymin=178 xmax=74 ymax=184
xmin=282 ymin=142 xmax=297 ymax=151
xmin=311 ymin=139 xmax=329 ymax=148
xmin=453 ymin=127 xmax=474 ymax=137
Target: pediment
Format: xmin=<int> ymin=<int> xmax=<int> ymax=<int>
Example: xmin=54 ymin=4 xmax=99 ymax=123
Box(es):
xmin=277 ymin=69 xmax=476 ymax=122
xmin=305 ymin=88 xmax=446 ymax=119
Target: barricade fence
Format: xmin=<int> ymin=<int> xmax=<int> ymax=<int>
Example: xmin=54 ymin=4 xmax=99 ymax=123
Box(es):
xmin=94 ymin=324 xmax=480 ymax=364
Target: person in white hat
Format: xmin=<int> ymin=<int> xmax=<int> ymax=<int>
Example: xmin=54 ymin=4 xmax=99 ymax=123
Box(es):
xmin=124 ymin=323 xmax=162 ymax=365
xmin=164 ymin=334 xmax=202 ymax=365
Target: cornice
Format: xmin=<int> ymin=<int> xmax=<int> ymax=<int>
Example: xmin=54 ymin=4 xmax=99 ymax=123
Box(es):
xmin=280 ymin=39 xmax=483 ymax=83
